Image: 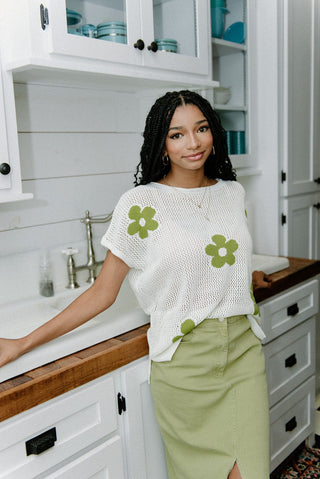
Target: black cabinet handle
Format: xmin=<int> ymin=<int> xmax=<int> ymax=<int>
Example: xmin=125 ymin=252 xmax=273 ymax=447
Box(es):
xmin=285 ymin=416 xmax=297 ymax=432
xmin=314 ymin=177 xmax=320 ymax=184
xmin=147 ymin=41 xmax=158 ymax=52
xmin=26 ymin=427 xmax=57 ymax=456
xmin=287 ymin=303 xmax=299 ymax=316
xmin=134 ymin=39 xmax=145 ymax=50
xmin=0 ymin=163 xmax=11 ymax=175
xmin=285 ymin=353 xmax=297 ymax=368
xmin=313 ymin=203 xmax=320 ymax=210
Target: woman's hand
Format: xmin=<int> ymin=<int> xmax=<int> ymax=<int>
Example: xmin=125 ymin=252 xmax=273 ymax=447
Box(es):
xmin=0 ymin=337 xmax=28 ymax=367
xmin=252 ymin=270 xmax=273 ymax=289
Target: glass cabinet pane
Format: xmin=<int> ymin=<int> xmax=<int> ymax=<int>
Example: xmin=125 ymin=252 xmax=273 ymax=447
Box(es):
xmin=66 ymin=0 xmax=127 ymax=44
xmin=152 ymin=0 xmax=197 ymax=58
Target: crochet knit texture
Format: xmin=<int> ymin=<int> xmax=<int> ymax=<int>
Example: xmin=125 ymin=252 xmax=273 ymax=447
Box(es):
xmin=101 ymin=180 xmax=258 ymax=362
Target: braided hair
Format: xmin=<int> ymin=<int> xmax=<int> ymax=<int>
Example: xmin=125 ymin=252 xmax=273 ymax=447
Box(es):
xmin=134 ymin=90 xmax=236 ymax=186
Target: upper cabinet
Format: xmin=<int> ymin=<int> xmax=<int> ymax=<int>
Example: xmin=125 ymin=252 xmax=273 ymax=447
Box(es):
xmin=210 ymin=0 xmax=257 ymax=170
xmin=0 ymin=65 xmax=11 ymax=195
xmin=0 ymin=0 xmax=214 ymax=88
xmin=279 ymin=0 xmax=320 ymax=197
xmin=0 ymin=60 xmax=33 ymax=203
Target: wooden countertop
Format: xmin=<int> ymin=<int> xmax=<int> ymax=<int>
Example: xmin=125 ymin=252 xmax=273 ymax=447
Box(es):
xmin=0 ymin=257 xmax=319 ymax=423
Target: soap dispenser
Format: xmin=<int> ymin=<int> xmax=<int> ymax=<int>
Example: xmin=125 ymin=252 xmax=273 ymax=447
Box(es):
xmin=39 ymin=249 xmax=54 ymax=297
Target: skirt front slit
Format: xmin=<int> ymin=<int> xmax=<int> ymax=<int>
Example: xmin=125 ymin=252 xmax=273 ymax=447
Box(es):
xmin=150 ymin=315 xmax=270 ymax=479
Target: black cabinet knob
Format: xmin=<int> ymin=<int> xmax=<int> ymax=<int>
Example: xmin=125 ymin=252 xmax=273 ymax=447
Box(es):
xmin=26 ymin=427 xmax=57 ymax=456
xmin=285 ymin=353 xmax=297 ymax=368
xmin=0 ymin=163 xmax=11 ymax=175
xmin=287 ymin=303 xmax=299 ymax=316
xmin=134 ymin=39 xmax=145 ymax=50
xmin=314 ymin=177 xmax=320 ymax=184
xmin=285 ymin=416 xmax=297 ymax=432
xmin=147 ymin=41 xmax=158 ymax=52
xmin=313 ymin=202 xmax=320 ymax=210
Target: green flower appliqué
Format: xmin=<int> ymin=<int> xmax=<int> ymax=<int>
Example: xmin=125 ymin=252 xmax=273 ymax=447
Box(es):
xmin=205 ymin=234 xmax=239 ymax=268
xmin=172 ymin=319 xmax=196 ymax=343
xmin=250 ymin=283 xmax=260 ymax=317
xmin=127 ymin=205 xmax=158 ymax=239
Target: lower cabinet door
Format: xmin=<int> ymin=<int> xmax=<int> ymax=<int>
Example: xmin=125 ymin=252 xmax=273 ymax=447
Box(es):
xmin=269 ymin=376 xmax=315 ymax=472
xmin=45 ymin=437 xmax=125 ymax=479
xmin=121 ymin=357 xmax=168 ymax=479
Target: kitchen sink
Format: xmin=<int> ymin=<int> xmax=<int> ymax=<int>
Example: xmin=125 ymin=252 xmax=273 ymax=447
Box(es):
xmin=252 ymin=254 xmax=290 ymax=275
xmin=0 ymin=279 xmax=149 ymax=383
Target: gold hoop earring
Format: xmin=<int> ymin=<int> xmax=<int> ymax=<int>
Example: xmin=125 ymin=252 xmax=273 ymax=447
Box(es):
xmin=162 ymin=155 xmax=170 ymax=166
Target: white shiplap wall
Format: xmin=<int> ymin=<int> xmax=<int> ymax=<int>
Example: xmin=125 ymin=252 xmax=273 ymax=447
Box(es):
xmin=0 ymin=83 xmax=156 ymax=302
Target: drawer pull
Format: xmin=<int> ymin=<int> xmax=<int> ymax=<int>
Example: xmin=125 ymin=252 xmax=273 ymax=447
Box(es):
xmin=26 ymin=427 xmax=57 ymax=456
xmin=287 ymin=303 xmax=299 ymax=316
xmin=285 ymin=353 xmax=297 ymax=368
xmin=285 ymin=416 xmax=297 ymax=432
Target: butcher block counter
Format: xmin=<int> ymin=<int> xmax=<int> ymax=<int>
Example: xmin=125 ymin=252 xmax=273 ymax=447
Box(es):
xmin=0 ymin=257 xmax=319 ymax=423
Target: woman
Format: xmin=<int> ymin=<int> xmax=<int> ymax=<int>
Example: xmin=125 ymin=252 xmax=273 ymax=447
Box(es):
xmin=0 ymin=90 xmax=271 ymax=479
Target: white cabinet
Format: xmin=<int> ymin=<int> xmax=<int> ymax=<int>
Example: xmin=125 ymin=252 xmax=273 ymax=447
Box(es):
xmin=211 ymin=0 xmax=257 ymax=171
xmin=0 ymin=59 xmax=32 ymax=203
xmin=279 ymin=0 xmax=320 ymax=197
xmin=260 ymin=278 xmax=319 ymax=471
xmin=278 ymin=0 xmax=320 ymax=259
xmin=120 ymin=358 xmax=168 ymax=479
xmin=281 ymin=194 xmax=320 ymax=259
xmin=45 ymin=439 xmax=125 ymax=479
xmin=0 ymin=0 xmax=212 ymax=86
xmin=0 ymin=374 xmax=126 ymax=479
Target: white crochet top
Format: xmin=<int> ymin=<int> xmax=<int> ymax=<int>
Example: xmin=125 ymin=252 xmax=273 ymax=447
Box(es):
xmin=101 ymin=180 xmax=264 ymax=363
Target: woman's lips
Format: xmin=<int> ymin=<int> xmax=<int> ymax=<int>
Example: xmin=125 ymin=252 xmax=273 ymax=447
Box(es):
xmin=183 ymin=152 xmax=204 ymax=161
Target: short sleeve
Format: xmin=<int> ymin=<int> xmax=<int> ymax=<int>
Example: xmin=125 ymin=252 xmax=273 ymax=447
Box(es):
xmin=101 ymin=189 xmax=158 ymax=270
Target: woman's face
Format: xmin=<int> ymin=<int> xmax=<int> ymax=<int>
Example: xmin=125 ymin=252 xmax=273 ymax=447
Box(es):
xmin=164 ymin=103 xmax=213 ymax=176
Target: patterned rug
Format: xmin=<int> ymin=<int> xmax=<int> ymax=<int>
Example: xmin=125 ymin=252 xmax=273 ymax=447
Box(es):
xmin=270 ymin=443 xmax=320 ymax=478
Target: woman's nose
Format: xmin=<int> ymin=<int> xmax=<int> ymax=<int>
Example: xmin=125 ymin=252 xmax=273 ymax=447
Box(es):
xmin=187 ymin=133 xmax=200 ymax=149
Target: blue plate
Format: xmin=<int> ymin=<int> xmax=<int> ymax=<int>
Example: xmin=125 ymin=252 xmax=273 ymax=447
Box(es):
xmin=66 ymin=8 xmax=82 ymax=26
xmin=223 ymin=21 xmax=245 ymax=44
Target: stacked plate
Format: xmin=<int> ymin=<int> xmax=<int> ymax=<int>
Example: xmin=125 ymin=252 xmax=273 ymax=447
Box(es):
xmin=66 ymin=8 xmax=83 ymax=35
xmin=96 ymin=21 xmax=127 ymax=43
xmin=155 ymin=38 xmax=178 ymax=53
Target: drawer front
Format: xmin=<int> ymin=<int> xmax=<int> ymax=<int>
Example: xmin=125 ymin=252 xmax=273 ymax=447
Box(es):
xmin=260 ymin=279 xmax=318 ymax=343
xmin=264 ymin=318 xmax=315 ymax=407
xmin=270 ymin=376 xmax=315 ymax=472
xmin=0 ymin=375 xmax=118 ymax=479
xmin=46 ymin=437 xmax=125 ymax=479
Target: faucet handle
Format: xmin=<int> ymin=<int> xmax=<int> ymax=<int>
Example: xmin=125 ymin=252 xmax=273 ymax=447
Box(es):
xmin=80 ymin=210 xmax=113 ymax=224
xmin=62 ymin=247 xmax=79 ymax=256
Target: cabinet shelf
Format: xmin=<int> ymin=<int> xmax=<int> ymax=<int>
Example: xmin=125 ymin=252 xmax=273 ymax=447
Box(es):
xmin=211 ymin=38 xmax=247 ymax=58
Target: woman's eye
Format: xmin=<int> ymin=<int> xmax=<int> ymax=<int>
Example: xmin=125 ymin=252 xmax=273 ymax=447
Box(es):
xmin=199 ymin=125 xmax=209 ymax=133
xmin=170 ymin=133 xmax=182 ymax=139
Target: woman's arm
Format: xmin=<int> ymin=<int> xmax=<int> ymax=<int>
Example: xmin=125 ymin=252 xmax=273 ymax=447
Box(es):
xmin=0 ymin=251 xmax=129 ymax=367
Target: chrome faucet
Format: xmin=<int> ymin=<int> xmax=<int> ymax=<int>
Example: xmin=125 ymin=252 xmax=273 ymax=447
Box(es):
xmin=62 ymin=210 xmax=112 ymax=289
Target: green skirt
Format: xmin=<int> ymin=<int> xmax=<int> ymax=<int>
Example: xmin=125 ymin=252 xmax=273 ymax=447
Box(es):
xmin=150 ymin=315 xmax=270 ymax=479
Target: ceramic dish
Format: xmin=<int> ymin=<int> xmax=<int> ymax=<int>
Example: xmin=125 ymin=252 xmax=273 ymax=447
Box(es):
xmin=66 ymin=8 xmax=82 ymax=26
xmin=223 ymin=21 xmax=245 ymax=44
xmin=155 ymin=39 xmax=178 ymax=53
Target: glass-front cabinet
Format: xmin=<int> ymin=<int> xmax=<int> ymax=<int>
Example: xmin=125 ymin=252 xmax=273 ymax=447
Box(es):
xmin=1 ymin=0 xmax=211 ymax=80
xmin=210 ymin=0 xmax=256 ymax=169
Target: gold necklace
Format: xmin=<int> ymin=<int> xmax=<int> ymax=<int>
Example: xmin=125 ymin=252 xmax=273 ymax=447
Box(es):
xmin=162 ymin=177 xmax=211 ymax=220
